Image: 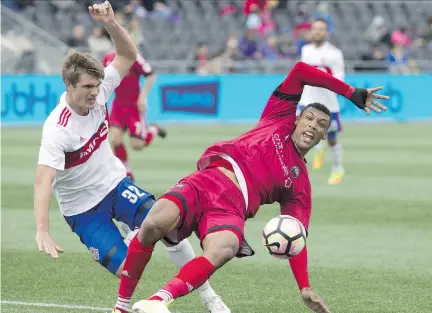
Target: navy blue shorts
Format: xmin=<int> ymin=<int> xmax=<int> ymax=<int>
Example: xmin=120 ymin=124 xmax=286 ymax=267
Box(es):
xmin=64 ymin=177 xmax=155 ymax=274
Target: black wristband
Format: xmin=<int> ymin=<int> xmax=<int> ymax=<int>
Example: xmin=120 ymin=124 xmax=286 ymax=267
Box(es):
xmin=350 ymin=88 xmax=368 ymax=109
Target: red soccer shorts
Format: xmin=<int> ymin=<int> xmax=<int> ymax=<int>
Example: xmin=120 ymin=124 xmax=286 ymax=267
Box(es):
xmin=109 ymin=103 xmax=147 ymax=139
xmin=161 ymin=167 xmax=246 ymax=247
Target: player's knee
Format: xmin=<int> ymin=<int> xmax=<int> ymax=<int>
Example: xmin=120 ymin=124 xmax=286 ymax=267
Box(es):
xmin=138 ymin=199 xmax=181 ymax=245
xmin=163 ymin=238 xmax=186 ymax=251
xmin=110 ymin=129 xmax=123 ymax=147
xmin=130 ymin=137 xmax=145 ymax=151
xmin=202 ymin=231 xmax=240 ymax=268
xmin=327 ymin=132 xmax=337 ymax=146
xmin=99 ymin=244 xmax=127 ymax=277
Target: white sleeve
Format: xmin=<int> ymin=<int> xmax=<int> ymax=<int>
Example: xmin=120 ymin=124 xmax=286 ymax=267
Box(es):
xmin=332 ymin=49 xmax=345 ymax=81
xmin=97 ymin=64 xmax=122 ymax=105
xmin=37 ymin=124 xmax=68 ymax=170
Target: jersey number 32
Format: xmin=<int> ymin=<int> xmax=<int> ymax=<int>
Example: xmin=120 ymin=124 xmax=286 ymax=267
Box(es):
xmin=122 ymin=185 xmax=146 ymax=204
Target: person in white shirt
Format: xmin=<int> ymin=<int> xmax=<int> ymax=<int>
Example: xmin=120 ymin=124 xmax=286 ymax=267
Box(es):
xmin=298 ymin=18 xmax=346 ymax=184
xmin=34 ymin=2 xmax=230 ymax=313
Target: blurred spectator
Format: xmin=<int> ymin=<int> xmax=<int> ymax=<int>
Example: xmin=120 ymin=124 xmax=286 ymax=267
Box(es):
xmin=88 ymin=27 xmax=112 ymax=61
xmin=123 ymin=0 xmax=147 ymax=19
xmin=67 ymin=24 xmax=87 ymax=48
xmin=257 ymin=35 xmax=280 ymax=60
xmin=356 ymin=45 xmax=388 ymax=72
xmin=239 ymin=29 xmax=260 ymax=59
xmin=278 ymin=32 xmax=298 ymax=59
xmin=364 ymin=16 xmax=392 ymax=48
xmin=407 ymin=59 xmax=420 ymax=74
xmin=391 ymin=26 xmax=412 ymax=47
xmin=152 ymin=1 xmax=172 ymax=18
xmin=421 ymin=16 xmax=432 ymax=50
xmin=190 ymin=42 xmax=209 ymax=75
xmin=244 ymin=0 xmax=267 ymax=16
xmin=387 ymin=43 xmax=409 ymax=74
xmin=294 ymin=22 xmax=312 ymax=56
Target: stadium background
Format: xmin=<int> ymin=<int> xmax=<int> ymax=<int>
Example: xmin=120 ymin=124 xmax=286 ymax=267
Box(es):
xmin=1 ymin=1 xmax=432 ymax=313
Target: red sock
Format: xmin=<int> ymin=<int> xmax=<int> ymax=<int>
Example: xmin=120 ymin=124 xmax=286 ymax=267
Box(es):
xmin=114 ymin=144 xmax=128 ymax=163
xmin=117 ymin=235 xmax=154 ymax=300
xmin=144 ymin=132 xmax=154 ymax=146
xmin=149 ymin=256 xmax=215 ymax=302
xmin=115 ymin=144 xmax=134 ymax=181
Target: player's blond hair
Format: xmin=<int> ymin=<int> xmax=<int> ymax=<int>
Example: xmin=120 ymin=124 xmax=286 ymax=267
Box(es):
xmin=62 ymin=49 xmax=105 ymax=87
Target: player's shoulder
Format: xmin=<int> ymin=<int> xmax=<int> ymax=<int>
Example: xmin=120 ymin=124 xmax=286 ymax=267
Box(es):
xmin=301 ymin=43 xmax=314 ymax=53
xmin=43 ymin=94 xmax=74 ymax=134
xmin=325 ymin=42 xmax=343 ymax=55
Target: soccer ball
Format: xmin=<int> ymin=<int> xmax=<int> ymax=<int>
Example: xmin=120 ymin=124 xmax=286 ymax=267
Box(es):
xmin=262 ymin=215 xmax=307 ymax=259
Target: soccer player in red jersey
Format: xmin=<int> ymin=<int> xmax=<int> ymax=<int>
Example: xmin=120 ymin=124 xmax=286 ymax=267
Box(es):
xmin=103 ymin=51 xmax=166 ymax=182
xmin=111 ymin=62 xmax=389 ymax=313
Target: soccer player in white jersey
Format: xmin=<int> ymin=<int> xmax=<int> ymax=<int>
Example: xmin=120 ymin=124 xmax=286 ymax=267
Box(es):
xmin=298 ymin=18 xmax=346 ymax=184
xmin=33 ymin=2 xmax=230 ymax=313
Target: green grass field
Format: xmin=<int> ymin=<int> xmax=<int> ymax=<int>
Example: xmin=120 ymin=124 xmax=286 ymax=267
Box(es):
xmin=1 ymin=123 xmax=432 ymax=313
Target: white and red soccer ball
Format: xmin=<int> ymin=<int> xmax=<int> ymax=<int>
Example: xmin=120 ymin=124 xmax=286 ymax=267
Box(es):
xmin=262 ymin=215 xmax=307 ymax=259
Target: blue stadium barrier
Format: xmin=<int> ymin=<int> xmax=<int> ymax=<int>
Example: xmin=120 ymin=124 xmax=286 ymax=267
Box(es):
xmin=2 ymin=73 xmax=431 ymax=126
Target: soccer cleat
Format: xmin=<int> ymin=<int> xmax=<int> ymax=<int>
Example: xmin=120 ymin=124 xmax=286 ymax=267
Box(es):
xmin=328 ymin=169 xmax=345 ymax=185
xmin=202 ymin=296 xmax=231 ymax=313
xmin=312 ymin=150 xmax=325 ymax=169
xmin=132 ymin=300 xmax=171 ymax=313
xmin=150 ymin=123 xmax=167 ymax=139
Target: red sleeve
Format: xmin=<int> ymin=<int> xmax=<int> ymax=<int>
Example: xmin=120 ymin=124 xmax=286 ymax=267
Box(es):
xmin=135 ymin=53 xmax=153 ymax=76
xmin=261 ymin=61 xmax=355 ymax=121
xmin=280 ymin=196 xmax=311 ymax=290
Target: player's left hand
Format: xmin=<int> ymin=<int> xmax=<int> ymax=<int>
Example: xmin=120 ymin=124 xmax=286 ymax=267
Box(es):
xmin=88 ymin=1 xmax=115 ymax=25
xmin=301 ymin=288 xmax=331 ymax=313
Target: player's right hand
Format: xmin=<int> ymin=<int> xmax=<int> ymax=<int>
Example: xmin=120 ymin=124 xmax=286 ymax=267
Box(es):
xmin=301 ymin=288 xmax=331 ymax=313
xmin=36 ymin=230 xmax=64 ymax=259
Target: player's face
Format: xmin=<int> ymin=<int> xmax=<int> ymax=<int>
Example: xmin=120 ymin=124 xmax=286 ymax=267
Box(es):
xmin=293 ymin=108 xmax=330 ymax=151
xmin=311 ymin=21 xmax=328 ymax=43
xmin=68 ymin=73 xmax=102 ymax=113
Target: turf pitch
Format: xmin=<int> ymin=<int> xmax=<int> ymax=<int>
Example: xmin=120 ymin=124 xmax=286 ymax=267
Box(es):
xmin=1 ymin=123 xmax=432 ymax=313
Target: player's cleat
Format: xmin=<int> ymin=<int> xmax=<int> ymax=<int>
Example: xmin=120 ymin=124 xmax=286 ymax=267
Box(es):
xmin=202 ymin=296 xmax=231 ymax=313
xmin=328 ymin=169 xmax=345 ymax=185
xmin=151 ymin=123 xmax=167 ymax=139
xmin=312 ymin=150 xmax=325 ymax=169
xmin=132 ymin=300 xmax=171 ymax=313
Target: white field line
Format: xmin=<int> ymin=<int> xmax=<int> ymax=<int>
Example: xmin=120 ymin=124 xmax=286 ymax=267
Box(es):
xmin=1 ymin=300 xmax=111 ymax=311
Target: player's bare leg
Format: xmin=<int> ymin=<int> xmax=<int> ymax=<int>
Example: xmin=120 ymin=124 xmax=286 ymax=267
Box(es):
xmin=133 ymin=230 xmax=238 ymax=313
xmin=110 ymin=126 xmax=134 ymax=181
xmin=327 ymin=136 xmax=344 ymax=185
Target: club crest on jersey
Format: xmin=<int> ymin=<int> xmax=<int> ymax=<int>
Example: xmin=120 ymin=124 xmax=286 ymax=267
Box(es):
xmin=290 ymin=166 xmax=300 ymax=178
xmin=89 ymin=247 xmax=100 ymax=261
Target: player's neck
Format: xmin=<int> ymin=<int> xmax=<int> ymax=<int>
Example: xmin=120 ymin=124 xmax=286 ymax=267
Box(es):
xmin=65 ymin=92 xmax=89 ymax=116
xmin=291 ymin=138 xmax=309 ymax=159
xmin=314 ymin=41 xmax=326 ymax=48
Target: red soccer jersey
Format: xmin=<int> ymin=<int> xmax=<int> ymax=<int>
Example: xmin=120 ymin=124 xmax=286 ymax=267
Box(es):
xmin=103 ymin=52 xmax=153 ymax=107
xmin=197 ymin=62 xmax=354 ymax=230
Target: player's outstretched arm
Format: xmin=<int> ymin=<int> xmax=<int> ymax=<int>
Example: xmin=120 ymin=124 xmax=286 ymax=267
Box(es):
xmin=88 ymin=1 xmax=137 ymax=78
xmin=280 ymin=62 xmax=389 ymax=114
xmin=34 ymin=165 xmax=64 ymax=259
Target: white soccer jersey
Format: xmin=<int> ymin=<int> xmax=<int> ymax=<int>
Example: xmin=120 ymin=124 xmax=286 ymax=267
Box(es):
xmin=38 ymin=65 xmax=126 ymax=216
xmin=299 ymin=42 xmax=345 ymax=112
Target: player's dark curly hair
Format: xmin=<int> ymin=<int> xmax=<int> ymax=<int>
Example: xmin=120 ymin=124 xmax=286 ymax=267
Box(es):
xmin=301 ymin=103 xmax=332 ymax=121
